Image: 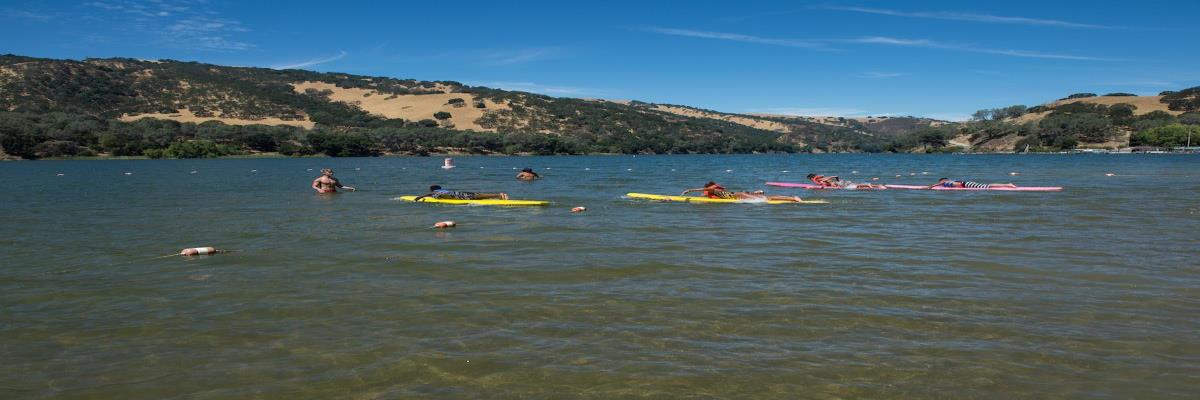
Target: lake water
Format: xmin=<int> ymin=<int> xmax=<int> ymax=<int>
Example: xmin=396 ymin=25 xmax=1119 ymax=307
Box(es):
xmin=2 ymin=154 xmax=1198 ymax=399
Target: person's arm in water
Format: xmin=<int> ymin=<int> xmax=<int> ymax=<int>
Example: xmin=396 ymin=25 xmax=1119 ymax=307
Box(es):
xmin=681 ymin=187 xmax=706 ymax=195
xmin=333 ymin=177 xmax=355 ymax=192
xmin=312 ymin=177 xmax=322 ymax=192
xmin=413 ymin=191 xmax=433 ymax=201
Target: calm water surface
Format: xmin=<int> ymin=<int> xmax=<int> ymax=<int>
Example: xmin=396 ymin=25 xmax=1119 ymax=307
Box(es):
xmin=2 ymin=154 xmax=1198 ymax=399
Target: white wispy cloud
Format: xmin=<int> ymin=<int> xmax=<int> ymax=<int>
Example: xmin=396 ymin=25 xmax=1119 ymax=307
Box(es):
xmin=753 ymin=107 xmax=870 ymax=117
xmin=86 ymin=1 xmax=183 ymax=18
xmin=273 ymin=51 xmax=348 ymax=70
xmin=478 ymin=48 xmax=561 ymax=65
xmin=1 ymin=8 xmax=56 ymax=21
xmin=861 ymin=71 xmax=907 ymax=78
xmin=401 ymin=47 xmax=563 ymax=66
xmin=642 ymin=27 xmax=1106 ymax=61
xmin=468 ymin=81 xmax=609 ymax=96
xmin=845 ymin=36 xmax=1111 ymax=61
xmin=1100 ymin=80 xmax=1176 ymax=87
xmin=825 ymin=6 xmax=1115 ymax=29
xmin=165 ymin=16 xmax=253 ymax=51
xmin=643 ymin=27 xmax=827 ymax=49
xmin=83 ymin=1 xmax=253 ymax=51
xmin=926 ymin=112 xmax=972 ymax=122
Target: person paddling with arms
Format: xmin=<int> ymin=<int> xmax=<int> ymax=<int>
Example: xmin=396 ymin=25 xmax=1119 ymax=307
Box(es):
xmin=311 ymin=168 xmax=355 ymax=193
xmin=681 ymin=181 xmax=803 ymax=202
xmin=929 ymin=178 xmax=1016 ymax=189
xmin=516 ymin=168 xmax=541 ymax=181
xmin=807 ymin=173 xmax=886 ymax=189
xmin=414 ymin=185 xmax=509 ymax=201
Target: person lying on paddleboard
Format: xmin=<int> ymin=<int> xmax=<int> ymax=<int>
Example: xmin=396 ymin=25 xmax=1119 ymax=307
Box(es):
xmin=311 ymin=168 xmax=355 ymax=193
xmin=807 ymin=173 xmax=886 ymax=189
xmin=930 ymin=178 xmax=1017 ymax=189
xmin=414 ymin=185 xmax=509 ymax=200
xmin=516 ymin=168 xmax=541 ymax=181
xmin=681 ymin=181 xmax=803 ymax=202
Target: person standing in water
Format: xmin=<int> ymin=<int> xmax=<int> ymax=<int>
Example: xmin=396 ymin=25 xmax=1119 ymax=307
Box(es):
xmin=311 ymin=168 xmax=355 ymax=193
xmin=681 ymin=181 xmax=803 ymax=202
xmin=442 ymin=158 xmax=456 ymax=169
xmin=516 ymin=168 xmax=541 ymax=181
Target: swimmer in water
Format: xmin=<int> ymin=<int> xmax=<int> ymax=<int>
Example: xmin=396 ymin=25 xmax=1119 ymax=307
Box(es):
xmin=929 ymin=178 xmax=1017 ymax=189
xmin=807 ymin=173 xmax=886 ymax=189
xmin=516 ymin=168 xmax=541 ymax=181
xmin=681 ymin=181 xmax=803 ymax=202
xmin=311 ymin=168 xmax=355 ymax=193
xmin=414 ymin=185 xmax=509 ymax=200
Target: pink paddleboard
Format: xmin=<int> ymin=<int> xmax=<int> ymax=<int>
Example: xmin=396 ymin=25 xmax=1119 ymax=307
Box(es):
xmin=766 ymin=182 xmax=887 ymax=190
xmin=885 ymin=184 xmax=1062 ymax=191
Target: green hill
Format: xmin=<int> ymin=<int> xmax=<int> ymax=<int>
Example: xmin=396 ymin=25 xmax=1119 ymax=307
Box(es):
xmin=0 ymin=55 xmax=813 ymax=159
xmin=4 ymin=54 xmax=1189 ymax=159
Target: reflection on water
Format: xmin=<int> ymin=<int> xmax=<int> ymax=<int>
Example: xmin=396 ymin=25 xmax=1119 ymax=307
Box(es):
xmin=1 ymin=154 xmax=1198 ymax=398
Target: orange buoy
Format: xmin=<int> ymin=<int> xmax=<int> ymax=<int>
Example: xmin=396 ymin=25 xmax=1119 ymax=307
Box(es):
xmin=571 ymin=206 xmax=587 ymax=213
xmin=180 ymin=247 xmax=217 ymax=256
xmin=433 ymin=221 xmax=456 ymax=228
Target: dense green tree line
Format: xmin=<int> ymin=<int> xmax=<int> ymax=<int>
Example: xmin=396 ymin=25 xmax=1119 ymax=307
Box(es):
xmin=0 ymin=111 xmax=798 ymax=159
xmin=959 ymin=99 xmax=1199 ymax=151
xmin=1161 ymin=86 xmax=1200 ymax=112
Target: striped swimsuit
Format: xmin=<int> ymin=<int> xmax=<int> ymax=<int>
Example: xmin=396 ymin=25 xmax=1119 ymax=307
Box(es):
xmin=940 ymin=181 xmax=991 ymax=188
xmin=433 ymin=189 xmax=478 ymax=199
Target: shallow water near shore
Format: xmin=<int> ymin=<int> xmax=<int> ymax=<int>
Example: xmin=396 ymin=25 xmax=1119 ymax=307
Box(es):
xmin=2 ymin=154 xmax=1198 ymax=399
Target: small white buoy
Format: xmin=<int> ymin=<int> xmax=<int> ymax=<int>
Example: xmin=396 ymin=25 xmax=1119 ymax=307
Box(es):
xmin=56 ymin=173 xmax=64 ymax=176
xmin=781 ymin=170 xmax=789 ymax=173
xmin=851 ymin=170 xmax=858 ymax=174
xmin=251 ymin=169 xmax=257 ymax=173
xmin=895 ymin=174 xmax=902 ymax=177
xmin=433 ymin=221 xmax=456 ymax=229
xmin=355 ymin=168 xmax=360 ymax=171
xmin=571 ymin=206 xmax=587 ymax=213
xmin=909 ymin=172 xmax=916 ymax=176
xmin=180 ymin=247 xmax=217 ymax=256
xmin=307 ymin=168 xmax=313 ymax=171
xmin=671 ymin=169 xmax=675 ymax=171
xmin=921 ymin=171 xmax=929 ymax=175
xmin=124 ymin=172 xmax=133 ymax=175
xmin=872 ymin=177 xmax=879 ymax=181
xmin=545 ymin=167 xmax=551 ymax=170
xmin=1009 ymin=172 xmax=1019 ymax=176
xmin=585 ymin=168 xmax=590 ymax=171
xmin=190 ymin=170 xmax=198 ymax=174
xmin=725 ymin=169 xmax=732 ymax=172
xmin=627 ymin=168 xmax=633 ymax=171
xmin=1105 ymin=173 xmax=1115 ymax=177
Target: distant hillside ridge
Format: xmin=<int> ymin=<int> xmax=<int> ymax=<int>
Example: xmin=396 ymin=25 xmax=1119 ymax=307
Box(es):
xmin=953 ymin=87 xmax=1200 ymax=152
xmin=1 ymin=54 xmax=1195 ymax=158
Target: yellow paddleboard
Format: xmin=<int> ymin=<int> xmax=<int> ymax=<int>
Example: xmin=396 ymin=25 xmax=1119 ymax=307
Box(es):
xmin=625 ymin=193 xmax=827 ymax=204
xmin=397 ymin=196 xmax=549 ymax=206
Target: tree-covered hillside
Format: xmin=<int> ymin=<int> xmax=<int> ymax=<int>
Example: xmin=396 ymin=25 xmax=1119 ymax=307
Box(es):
xmin=0 ymin=55 xmax=795 ymax=158
xmin=957 ymin=91 xmax=1200 ymax=152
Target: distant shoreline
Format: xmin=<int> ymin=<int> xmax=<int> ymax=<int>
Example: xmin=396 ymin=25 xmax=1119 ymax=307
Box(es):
xmin=9 ymin=150 xmax=1196 ymax=161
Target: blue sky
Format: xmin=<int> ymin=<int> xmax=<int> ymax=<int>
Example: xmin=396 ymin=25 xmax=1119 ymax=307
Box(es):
xmin=2 ymin=0 xmax=1198 ymax=121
